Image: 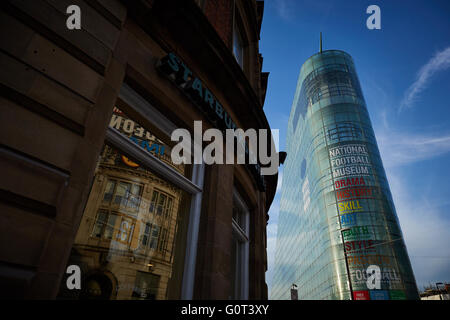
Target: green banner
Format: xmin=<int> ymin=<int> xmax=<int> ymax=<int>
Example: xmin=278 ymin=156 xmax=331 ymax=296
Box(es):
xmin=389 ymin=290 xmax=406 ymax=300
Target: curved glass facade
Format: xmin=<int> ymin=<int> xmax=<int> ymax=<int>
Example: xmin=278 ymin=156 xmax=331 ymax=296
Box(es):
xmin=271 ymin=50 xmax=419 ymax=300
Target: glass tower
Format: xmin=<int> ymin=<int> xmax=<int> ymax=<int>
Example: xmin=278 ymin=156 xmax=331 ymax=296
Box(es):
xmin=271 ymin=50 xmax=419 ymax=300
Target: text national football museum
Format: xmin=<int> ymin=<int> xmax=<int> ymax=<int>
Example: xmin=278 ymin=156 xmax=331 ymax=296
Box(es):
xmin=271 ymin=49 xmax=419 ymax=300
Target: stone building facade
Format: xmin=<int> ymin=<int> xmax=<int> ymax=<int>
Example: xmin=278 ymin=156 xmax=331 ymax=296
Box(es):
xmin=0 ymin=0 xmax=277 ymax=299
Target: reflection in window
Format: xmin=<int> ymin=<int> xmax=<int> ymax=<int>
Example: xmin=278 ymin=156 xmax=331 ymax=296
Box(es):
xmin=102 ymin=178 xmax=143 ymax=212
xmin=132 ymin=272 xmax=160 ymax=300
xmin=103 ymin=180 xmax=115 ymax=203
xmin=92 ymin=210 xmax=108 ymax=238
xmin=158 ymin=228 xmax=169 ymax=253
xmin=141 ymin=223 xmax=167 ymax=252
xmin=104 ymin=214 xmax=118 ymax=240
xmin=59 ymin=140 xmax=190 ymax=300
xmin=233 ymin=203 xmax=245 ymax=231
xmin=92 ymin=210 xmax=132 ymax=242
xmin=233 ymin=21 xmax=244 ymax=68
xmin=149 ymin=189 xmax=174 ymax=218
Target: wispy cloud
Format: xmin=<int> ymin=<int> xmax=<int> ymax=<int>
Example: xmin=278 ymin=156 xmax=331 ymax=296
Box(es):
xmin=276 ymin=171 xmax=283 ymax=192
xmin=376 ymin=129 xmax=450 ymax=167
xmin=385 ymin=169 xmax=450 ymax=290
xmin=365 ymin=72 xmax=450 ymax=167
xmin=400 ymin=46 xmax=450 ymax=112
xmin=274 ymin=0 xmax=296 ymax=22
xmin=373 ymin=108 xmax=450 ymax=289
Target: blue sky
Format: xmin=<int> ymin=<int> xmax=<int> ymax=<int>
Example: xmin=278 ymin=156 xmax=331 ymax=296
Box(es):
xmin=260 ymin=0 xmax=450 ymax=295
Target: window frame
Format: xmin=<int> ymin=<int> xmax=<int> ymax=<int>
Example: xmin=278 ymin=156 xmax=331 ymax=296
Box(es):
xmin=105 ymin=83 xmax=205 ymax=300
xmin=149 ymin=188 xmax=174 ymax=218
xmin=231 ymin=188 xmax=249 ymax=300
xmin=232 ymin=7 xmax=247 ymax=71
xmin=233 ymin=24 xmax=244 ymax=69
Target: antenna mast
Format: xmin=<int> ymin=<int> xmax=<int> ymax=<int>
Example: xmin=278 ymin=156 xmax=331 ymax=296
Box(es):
xmin=320 ymin=32 xmax=323 ymax=53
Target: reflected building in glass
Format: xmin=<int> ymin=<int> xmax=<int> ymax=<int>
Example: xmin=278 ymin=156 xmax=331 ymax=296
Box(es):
xmin=58 ymin=108 xmax=190 ymax=300
xmin=271 ymin=50 xmax=419 ymax=300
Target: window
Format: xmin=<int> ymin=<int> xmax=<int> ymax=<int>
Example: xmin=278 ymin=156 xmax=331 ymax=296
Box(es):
xmin=327 ymin=122 xmax=362 ymax=143
xmin=102 ymin=178 xmax=143 ymax=213
xmin=158 ymin=228 xmax=169 ymax=253
xmin=149 ymin=189 xmax=174 ymax=218
xmin=92 ymin=209 xmax=137 ymax=244
xmin=140 ymin=222 xmax=168 ymax=253
xmin=58 ymin=84 xmax=205 ymax=300
xmin=141 ymin=223 xmax=159 ymax=249
xmin=230 ymin=189 xmax=249 ymax=299
xmin=293 ymin=64 xmax=365 ymax=132
xmin=92 ymin=177 xmax=143 ymax=243
xmin=92 ymin=210 xmax=110 ymax=238
xmin=194 ymin=0 xmax=206 ymax=11
xmin=132 ymin=272 xmax=160 ymax=300
xmin=233 ymin=21 xmax=244 ymax=68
